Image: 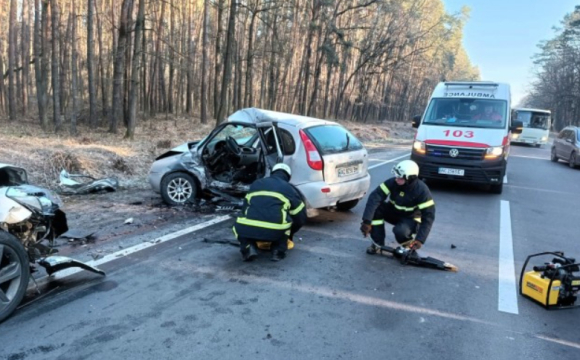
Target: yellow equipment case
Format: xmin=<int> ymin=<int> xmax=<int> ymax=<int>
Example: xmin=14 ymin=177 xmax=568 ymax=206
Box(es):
xmin=519 ymin=252 xmax=580 ymax=309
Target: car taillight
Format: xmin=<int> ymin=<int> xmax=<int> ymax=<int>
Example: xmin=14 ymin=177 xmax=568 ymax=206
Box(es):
xmin=299 ymin=129 xmax=323 ymax=171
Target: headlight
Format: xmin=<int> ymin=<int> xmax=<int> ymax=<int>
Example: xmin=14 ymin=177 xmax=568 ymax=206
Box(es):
xmin=6 ymin=186 xmax=61 ymax=214
xmin=485 ymin=146 xmax=503 ymax=159
xmin=413 ymin=140 xmax=426 ymax=154
xmin=6 ymin=187 xmax=43 ymax=212
xmin=512 ymin=134 xmax=519 ymax=139
xmin=541 ymin=136 xmax=548 ymax=142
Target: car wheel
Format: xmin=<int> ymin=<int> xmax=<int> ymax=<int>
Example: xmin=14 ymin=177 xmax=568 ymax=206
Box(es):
xmin=569 ymin=152 xmax=578 ymax=169
xmin=490 ymin=183 xmax=503 ymax=194
xmin=336 ymin=199 xmax=359 ymax=211
xmin=0 ymin=231 xmax=30 ymax=323
xmin=550 ymin=147 xmax=558 ymax=162
xmin=161 ymin=172 xmax=198 ymax=205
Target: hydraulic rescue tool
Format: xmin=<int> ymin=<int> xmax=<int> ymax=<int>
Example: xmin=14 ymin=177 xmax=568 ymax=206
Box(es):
xmin=371 ymin=240 xmax=458 ymax=272
xmin=519 ymin=252 xmax=580 ymax=309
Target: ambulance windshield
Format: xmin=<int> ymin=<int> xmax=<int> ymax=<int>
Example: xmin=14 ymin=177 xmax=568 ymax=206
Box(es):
xmin=423 ymin=99 xmax=507 ymax=129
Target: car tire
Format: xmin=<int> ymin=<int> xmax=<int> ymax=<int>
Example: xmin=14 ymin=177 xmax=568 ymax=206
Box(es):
xmin=569 ymin=152 xmax=578 ymax=169
xmin=336 ymin=199 xmax=359 ymax=211
xmin=550 ymin=147 xmax=558 ymax=162
xmin=160 ymin=172 xmax=198 ymax=206
xmin=490 ymin=183 xmax=503 ymax=194
xmin=0 ymin=231 xmax=30 ymax=323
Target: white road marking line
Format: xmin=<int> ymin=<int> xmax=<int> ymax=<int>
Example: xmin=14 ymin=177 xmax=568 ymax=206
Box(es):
xmin=31 ymin=215 xmax=231 ymax=286
xmin=498 ymin=200 xmax=519 ymax=314
xmin=368 ymin=153 xmax=411 ymax=170
xmin=503 ymin=174 xmax=508 ymax=184
xmin=510 ymin=155 xmax=550 ymax=160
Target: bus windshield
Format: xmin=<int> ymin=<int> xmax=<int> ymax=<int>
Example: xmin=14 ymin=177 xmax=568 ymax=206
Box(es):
xmin=513 ymin=110 xmax=550 ymax=130
xmin=423 ymin=98 xmax=507 ymax=129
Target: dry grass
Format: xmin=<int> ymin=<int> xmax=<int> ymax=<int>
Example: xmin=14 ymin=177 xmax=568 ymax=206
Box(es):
xmin=0 ymin=114 xmax=413 ymax=189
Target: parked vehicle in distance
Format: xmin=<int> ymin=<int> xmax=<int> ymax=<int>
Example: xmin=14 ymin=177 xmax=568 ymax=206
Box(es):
xmin=148 ymin=108 xmax=371 ymax=216
xmin=511 ymin=108 xmax=551 ymax=147
xmin=410 ymin=81 xmax=523 ymax=194
xmin=551 ymin=126 xmax=580 ymax=169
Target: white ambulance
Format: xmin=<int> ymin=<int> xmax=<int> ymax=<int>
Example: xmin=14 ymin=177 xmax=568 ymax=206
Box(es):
xmin=410 ymin=81 xmax=523 ymax=194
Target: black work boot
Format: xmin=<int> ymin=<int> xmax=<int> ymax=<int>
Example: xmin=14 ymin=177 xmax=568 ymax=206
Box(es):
xmin=241 ymin=244 xmax=258 ymax=262
xmin=366 ymin=244 xmax=381 ymax=255
xmin=271 ymin=250 xmax=286 ymax=262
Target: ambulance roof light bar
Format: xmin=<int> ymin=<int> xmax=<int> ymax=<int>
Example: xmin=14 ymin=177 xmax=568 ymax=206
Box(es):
xmin=444 ymin=82 xmax=499 ymax=89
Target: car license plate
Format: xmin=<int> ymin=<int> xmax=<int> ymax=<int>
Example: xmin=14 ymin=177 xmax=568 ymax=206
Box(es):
xmin=338 ymin=165 xmax=359 ymax=177
xmin=438 ymin=167 xmax=464 ymax=176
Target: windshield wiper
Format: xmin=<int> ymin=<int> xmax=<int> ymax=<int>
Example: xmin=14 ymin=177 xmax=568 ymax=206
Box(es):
xmin=345 ymin=133 xmax=350 ymax=151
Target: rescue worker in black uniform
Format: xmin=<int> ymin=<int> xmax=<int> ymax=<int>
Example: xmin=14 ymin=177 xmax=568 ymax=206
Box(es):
xmin=233 ymin=163 xmax=307 ymax=262
xmin=360 ymin=160 xmax=435 ymax=253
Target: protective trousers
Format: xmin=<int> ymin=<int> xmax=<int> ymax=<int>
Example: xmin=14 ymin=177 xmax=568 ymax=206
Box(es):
xmin=370 ymin=203 xmax=419 ymax=246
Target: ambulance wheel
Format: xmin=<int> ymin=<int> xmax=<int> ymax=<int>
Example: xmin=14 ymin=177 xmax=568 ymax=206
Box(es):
xmin=336 ymin=199 xmax=359 ymax=211
xmin=490 ymin=183 xmax=503 ymax=194
xmin=0 ymin=231 xmax=30 ymax=323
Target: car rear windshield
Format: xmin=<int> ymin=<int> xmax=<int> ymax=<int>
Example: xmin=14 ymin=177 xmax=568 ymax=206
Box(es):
xmin=305 ymin=125 xmax=363 ymax=155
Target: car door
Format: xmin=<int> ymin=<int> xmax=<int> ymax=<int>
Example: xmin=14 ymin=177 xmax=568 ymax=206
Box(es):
xmin=556 ymin=130 xmax=569 ymax=158
xmin=566 ymin=130 xmax=577 ymax=158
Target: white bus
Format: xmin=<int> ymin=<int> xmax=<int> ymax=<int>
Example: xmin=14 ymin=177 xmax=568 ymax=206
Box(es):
xmin=511 ymin=108 xmax=551 ymax=147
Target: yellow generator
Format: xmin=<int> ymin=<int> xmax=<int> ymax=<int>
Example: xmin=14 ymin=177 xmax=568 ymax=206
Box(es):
xmin=519 ymin=252 xmax=580 ymax=309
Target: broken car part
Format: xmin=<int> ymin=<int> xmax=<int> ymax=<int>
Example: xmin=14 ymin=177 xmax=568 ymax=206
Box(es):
xmin=0 ymin=165 xmax=105 ymax=323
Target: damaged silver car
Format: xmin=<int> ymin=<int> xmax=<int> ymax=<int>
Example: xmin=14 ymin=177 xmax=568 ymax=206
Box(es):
xmin=0 ymin=164 xmax=105 ymax=323
xmin=148 ymin=108 xmax=371 ymax=216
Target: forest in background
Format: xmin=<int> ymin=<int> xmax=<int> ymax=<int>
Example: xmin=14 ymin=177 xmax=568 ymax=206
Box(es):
xmin=523 ymin=5 xmax=580 ymax=131
xmin=0 ymin=0 xmax=479 ymax=138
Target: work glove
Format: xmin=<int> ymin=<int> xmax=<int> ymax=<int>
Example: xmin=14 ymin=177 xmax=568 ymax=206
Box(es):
xmin=408 ymin=240 xmax=423 ymax=250
xmin=360 ymin=222 xmax=372 ymax=237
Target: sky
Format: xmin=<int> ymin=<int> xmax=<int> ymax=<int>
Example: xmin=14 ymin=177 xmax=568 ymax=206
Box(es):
xmin=443 ymin=0 xmax=579 ymax=106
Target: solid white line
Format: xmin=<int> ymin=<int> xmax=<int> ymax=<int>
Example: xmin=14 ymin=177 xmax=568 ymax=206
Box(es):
xmin=368 ymin=153 xmax=411 ymax=170
xmin=503 ymin=174 xmax=508 ymax=184
xmin=33 ymin=215 xmax=231 ymax=284
xmin=510 ymin=155 xmax=550 ymax=160
xmin=498 ymin=200 xmax=519 ymax=314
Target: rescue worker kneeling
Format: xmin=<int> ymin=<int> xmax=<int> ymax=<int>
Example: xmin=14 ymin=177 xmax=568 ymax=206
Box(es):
xmin=233 ymin=163 xmax=307 ymax=262
xmin=360 ymin=160 xmax=435 ymax=252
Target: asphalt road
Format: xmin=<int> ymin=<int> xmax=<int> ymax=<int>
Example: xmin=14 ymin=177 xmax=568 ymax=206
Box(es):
xmin=1 ymin=143 xmax=579 ymax=360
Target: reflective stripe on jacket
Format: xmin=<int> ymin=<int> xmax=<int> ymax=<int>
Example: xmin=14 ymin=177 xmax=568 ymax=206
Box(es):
xmin=234 ymin=171 xmax=306 ymax=241
xmin=362 ymin=177 xmax=435 ymax=243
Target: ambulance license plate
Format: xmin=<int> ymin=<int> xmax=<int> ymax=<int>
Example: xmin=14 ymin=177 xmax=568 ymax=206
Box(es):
xmin=438 ymin=167 xmax=464 ymax=176
xmin=338 ymin=165 xmax=359 ymax=177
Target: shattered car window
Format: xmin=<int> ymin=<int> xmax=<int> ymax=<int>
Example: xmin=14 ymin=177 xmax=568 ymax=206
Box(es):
xmin=211 ymin=124 xmax=258 ymax=145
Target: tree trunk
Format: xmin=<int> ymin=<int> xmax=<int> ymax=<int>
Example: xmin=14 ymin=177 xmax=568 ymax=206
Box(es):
xmin=34 ymin=0 xmax=49 ymax=129
xmin=70 ymin=0 xmax=78 ymax=135
xmin=51 ymin=0 xmax=62 ymax=132
xmin=87 ymin=0 xmax=97 ymax=127
xmin=213 ymin=0 xmax=225 ymax=116
xmin=110 ymin=0 xmax=132 ymax=133
xmin=126 ymin=0 xmax=145 ymax=139
xmin=168 ymin=0 xmax=175 ymax=114
xmin=200 ymin=0 xmax=209 ymax=124
xmin=244 ymin=11 xmax=258 ymax=108
xmin=21 ymin=0 xmax=31 ymax=116
xmin=216 ymin=0 xmax=237 ymax=124
xmin=8 ymin=0 xmax=17 ymax=120
xmin=96 ymin=0 xmax=107 ymax=121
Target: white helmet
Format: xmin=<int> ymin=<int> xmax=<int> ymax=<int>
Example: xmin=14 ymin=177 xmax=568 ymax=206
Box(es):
xmin=391 ymin=160 xmax=419 ymax=180
xmin=272 ymin=163 xmax=291 ymax=177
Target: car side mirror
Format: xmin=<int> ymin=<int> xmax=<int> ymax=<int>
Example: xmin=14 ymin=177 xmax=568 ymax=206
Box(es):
xmin=510 ymin=120 xmax=523 ymax=135
xmin=412 ymin=115 xmax=421 ymax=129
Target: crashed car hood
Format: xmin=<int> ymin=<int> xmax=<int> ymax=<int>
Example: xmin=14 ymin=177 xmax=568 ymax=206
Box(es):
xmin=155 ymin=141 xmax=201 ymax=161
